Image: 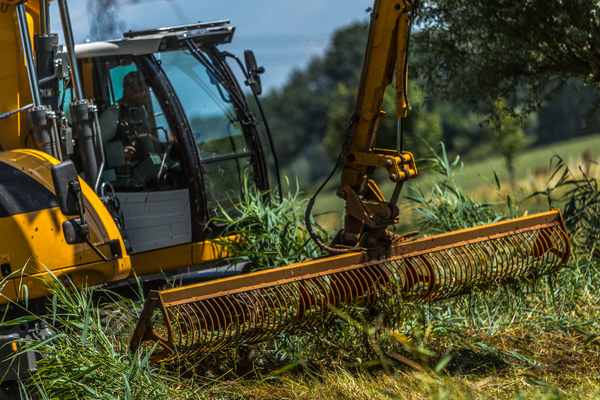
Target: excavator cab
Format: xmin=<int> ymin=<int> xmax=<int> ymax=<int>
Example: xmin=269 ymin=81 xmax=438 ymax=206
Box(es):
xmin=66 ymin=22 xmax=271 ymax=266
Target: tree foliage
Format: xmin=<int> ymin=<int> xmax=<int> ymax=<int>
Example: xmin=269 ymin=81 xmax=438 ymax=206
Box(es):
xmin=323 ymin=81 xmax=443 ymax=162
xmin=257 ymin=5 xmax=599 ymax=188
xmin=259 ymin=22 xmax=370 ymax=185
xmin=260 ymin=21 xmax=442 ymax=186
xmin=414 ymin=0 xmax=600 ymax=119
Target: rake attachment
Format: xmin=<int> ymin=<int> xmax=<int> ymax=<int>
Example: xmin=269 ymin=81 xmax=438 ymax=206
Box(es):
xmin=130 ymin=210 xmax=569 ymax=362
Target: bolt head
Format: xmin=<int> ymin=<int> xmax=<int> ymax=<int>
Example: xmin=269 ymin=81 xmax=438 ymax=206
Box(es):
xmin=390 ymin=174 xmax=398 ymax=182
xmin=368 ymin=237 xmax=377 ymax=246
xmin=385 ymin=159 xmax=394 ymax=167
xmin=338 ymin=190 xmax=347 ymax=199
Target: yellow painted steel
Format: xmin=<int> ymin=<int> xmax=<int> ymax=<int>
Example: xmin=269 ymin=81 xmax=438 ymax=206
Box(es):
xmin=340 ymin=0 xmax=414 ymax=193
xmin=81 ymin=58 xmax=95 ymax=100
xmin=0 ymin=1 xmax=40 ymax=150
xmin=0 ymin=149 xmax=131 ymax=304
xmin=127 ymin=237 xmax=233 ymax=277
xmin=10 ymin=256 xmax=131 ymax=304
xmin=192 ymin=238 xmax=232 ymax=266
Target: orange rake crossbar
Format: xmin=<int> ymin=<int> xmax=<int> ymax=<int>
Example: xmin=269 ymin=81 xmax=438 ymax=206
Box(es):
xmin=130 ymin=210 xmax=569 ymax=362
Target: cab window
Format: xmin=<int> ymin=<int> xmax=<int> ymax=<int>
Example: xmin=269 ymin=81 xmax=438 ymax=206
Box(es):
xmin=88 ymin=57 xmax=185 ymax=192
xmin=157 ymin=49 xmax=255 ymax=217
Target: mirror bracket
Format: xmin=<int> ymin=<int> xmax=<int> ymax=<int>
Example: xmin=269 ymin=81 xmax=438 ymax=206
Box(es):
xmin=51 ymin=161 xmax=109 ymax=261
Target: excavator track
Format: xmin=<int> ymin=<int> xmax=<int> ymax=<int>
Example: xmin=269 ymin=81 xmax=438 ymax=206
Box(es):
xmin=130 ymin=210 xmax=569 ymax=362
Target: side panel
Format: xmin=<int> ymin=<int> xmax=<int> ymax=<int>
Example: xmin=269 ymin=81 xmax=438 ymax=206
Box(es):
xmin=0 ymin=150 xmax=131 ymax=303
xmin=116 ymin=189 xmax=192 ymax=254
xmin=127 ymin=238 xmax=232 ymax=279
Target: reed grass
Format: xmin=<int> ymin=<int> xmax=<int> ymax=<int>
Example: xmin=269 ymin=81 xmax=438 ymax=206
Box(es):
xmin=210 ymin=176 xmax=331 ymax=270
xmin=8 ymin=146 xmax=600 ymax=399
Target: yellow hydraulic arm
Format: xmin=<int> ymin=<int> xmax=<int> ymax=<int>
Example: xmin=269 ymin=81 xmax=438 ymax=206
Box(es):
xmin=341 ymin=0 xmax=414 ymax=189
xmin=302 ymin=0 xmax=419 ymax=252
xmin=333 ymin=0 xmax=418 ymax=249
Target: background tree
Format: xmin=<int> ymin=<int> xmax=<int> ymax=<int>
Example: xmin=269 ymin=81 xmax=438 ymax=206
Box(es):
xmin=259 ymin=22 xmax=370 ymax=187
xmin=492 ymin=109 xmax=527 ymax=199
xmin=414 ymin=0 xmax=600 ymax=120
xmin=260 ymin=21 xmax=443 ymax=188
xmin=324 ymin=81 xmax=442 ymax=162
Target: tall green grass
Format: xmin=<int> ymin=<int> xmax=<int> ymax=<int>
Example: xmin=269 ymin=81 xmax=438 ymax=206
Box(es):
xmin=404 ymin=142 xmax=510 ymax=234
xmin=211 ymin=176 xmax=331 ymax=270
xmin=532 ymin=155 xmax=600 ymax=257
xmin=11 ymin=271 xmax=205 ymax=399
xmin=7 ymin=145 xmax=600 ymax=399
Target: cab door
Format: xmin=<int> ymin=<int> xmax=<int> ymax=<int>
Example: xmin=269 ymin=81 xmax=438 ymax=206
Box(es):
xmin=84 ymin=55 xmax=192 ymax=255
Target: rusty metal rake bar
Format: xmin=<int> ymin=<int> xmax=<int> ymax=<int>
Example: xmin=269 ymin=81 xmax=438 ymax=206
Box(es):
xmin=130 ymin=210 xmax=570 ymax=362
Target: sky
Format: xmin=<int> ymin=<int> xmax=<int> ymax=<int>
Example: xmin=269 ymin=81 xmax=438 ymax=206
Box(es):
xmin=49 ymin=0 xmax=372 ymax=93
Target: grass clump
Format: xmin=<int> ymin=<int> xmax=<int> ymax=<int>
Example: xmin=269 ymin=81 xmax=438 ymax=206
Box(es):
xmin=212 ymin=177 xmax=330 ymax=270
xmin=405 ymin=142 xmax=508 ymax=234
xmin=533 ymin=155 xmax=600 ymax=257
xmin=13 ymin=271 xmax=204 ymax=399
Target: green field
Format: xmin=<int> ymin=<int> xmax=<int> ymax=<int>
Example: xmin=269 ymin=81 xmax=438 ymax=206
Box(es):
xmin=447 ymin=133 xmax=600 ymax=192
xmin=311 ymin=134 xmax=600 ymax=229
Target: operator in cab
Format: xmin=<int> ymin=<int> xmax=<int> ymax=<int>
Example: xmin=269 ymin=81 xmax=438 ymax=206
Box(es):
xmin=99 ymin=71 xmax=154 ymax=161
xmin=98 ymin=70 xmax=170 ymax=190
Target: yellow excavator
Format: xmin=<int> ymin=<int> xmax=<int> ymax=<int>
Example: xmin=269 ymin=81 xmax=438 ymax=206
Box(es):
xmin=0 ymin=0 xmax=569 ymax=376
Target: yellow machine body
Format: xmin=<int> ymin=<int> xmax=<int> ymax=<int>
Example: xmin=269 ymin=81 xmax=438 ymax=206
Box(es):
xmin=0 ymin=1 xmax=39 ymax=151
xmin=0 ymin=0 xmax=251 ymax=304
xmin=0 ymin=149 xmax=131 ymax=304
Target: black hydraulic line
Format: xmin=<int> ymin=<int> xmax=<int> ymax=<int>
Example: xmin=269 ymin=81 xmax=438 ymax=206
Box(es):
xmin=200 ymin=45 xmax=271 ymax=197
xmin=185 ymin=40 xmax=249 ymax=121
xmin=305 ymin=123 xmax=361 ymax=255
xmin=208 ymin=47 xmax=256 ymax=123
xmin=401 ymin=1 xmax=418 ymax=115
xmin=222 ymin=51 xmax=283 ymax=203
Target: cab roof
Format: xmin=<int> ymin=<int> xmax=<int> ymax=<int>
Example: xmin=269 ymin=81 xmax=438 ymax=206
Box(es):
xmin=75 ymin=20 xmax=235 ymax=59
